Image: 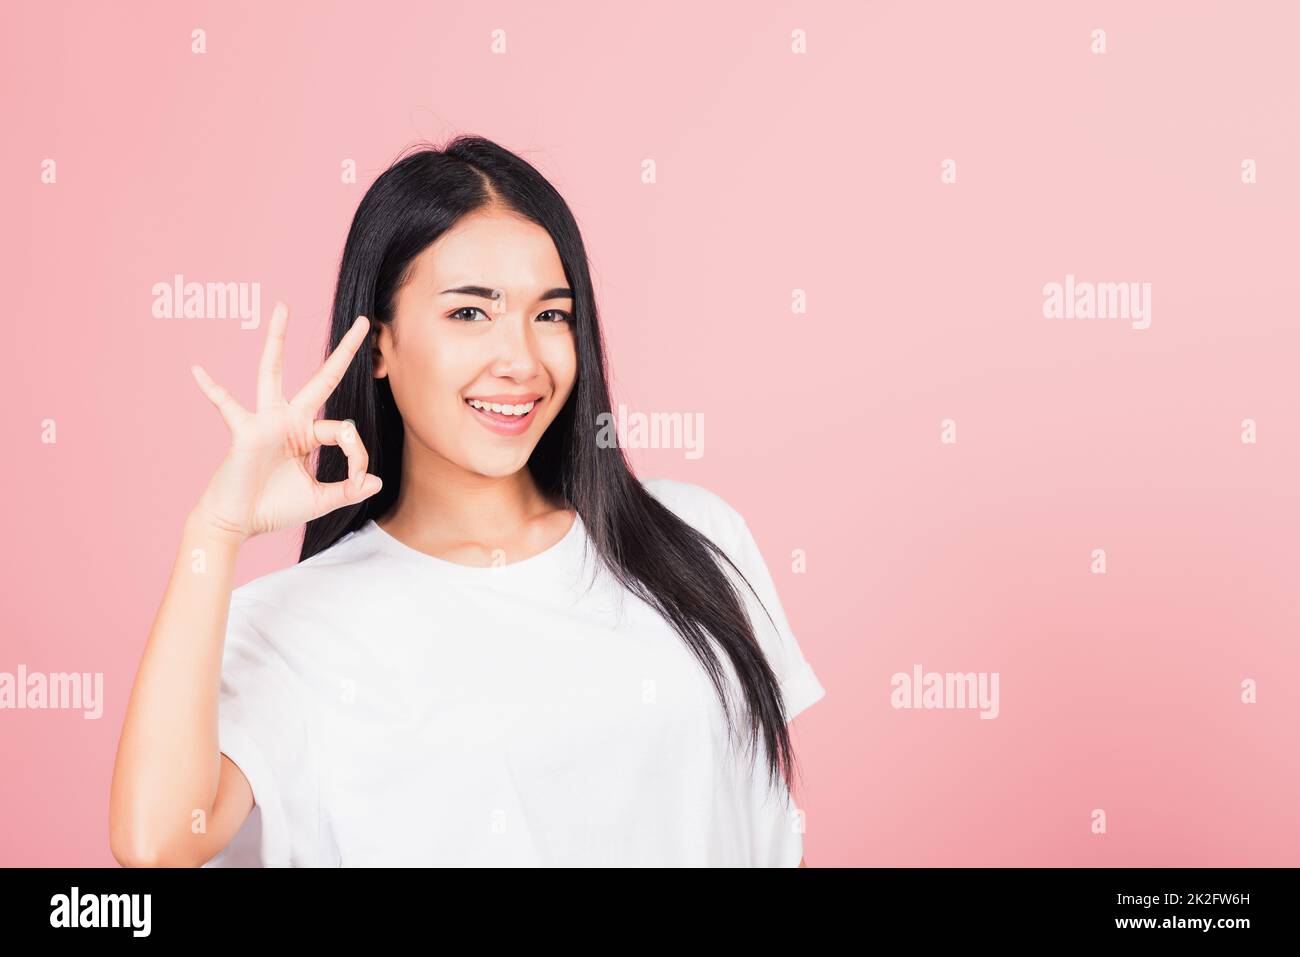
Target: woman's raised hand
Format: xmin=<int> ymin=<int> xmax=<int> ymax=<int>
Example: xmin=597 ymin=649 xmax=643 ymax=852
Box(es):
xmin=189 ymin=301 xmax=381 ymax=543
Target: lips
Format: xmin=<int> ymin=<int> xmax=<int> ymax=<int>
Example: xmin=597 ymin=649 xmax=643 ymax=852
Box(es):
xmin=464 ymin=396 xmax=542 ymax=436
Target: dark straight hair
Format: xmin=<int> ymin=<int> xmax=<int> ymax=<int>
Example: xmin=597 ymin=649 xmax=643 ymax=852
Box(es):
xmin=300 ymin=135 xmax=804 ymax=798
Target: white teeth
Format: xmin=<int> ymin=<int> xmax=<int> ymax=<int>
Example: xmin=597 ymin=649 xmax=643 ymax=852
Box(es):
xmin=468 ymin=398 xmax=536 ymax=416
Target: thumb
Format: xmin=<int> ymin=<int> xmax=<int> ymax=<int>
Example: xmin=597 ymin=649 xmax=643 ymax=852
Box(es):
xmin=313 ymin=473 xmax=383 ymax=517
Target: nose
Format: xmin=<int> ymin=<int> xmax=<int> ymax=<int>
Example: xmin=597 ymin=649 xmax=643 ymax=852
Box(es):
xmin=487 ymin=310 xmax=543 ymax=381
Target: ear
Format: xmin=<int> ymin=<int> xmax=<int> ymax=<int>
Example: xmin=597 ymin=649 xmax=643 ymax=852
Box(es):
xmin=371 ymin=322 xmax=389 ymax=379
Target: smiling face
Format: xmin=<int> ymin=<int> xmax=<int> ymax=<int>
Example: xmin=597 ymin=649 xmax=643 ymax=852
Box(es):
xmin=372 ymin=207 xmax=578 ymax=479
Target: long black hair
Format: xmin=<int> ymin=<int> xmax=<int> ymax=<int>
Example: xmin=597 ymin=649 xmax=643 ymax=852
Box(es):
xmin=300 ymin=135 xmax=805 ymax=799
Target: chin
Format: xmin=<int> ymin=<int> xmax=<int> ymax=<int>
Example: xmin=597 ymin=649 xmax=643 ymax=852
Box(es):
xmin=462 ymin=449 xmax=535 ymax=478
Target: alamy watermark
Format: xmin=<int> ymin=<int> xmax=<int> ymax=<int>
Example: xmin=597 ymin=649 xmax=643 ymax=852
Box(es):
xmin=1043 ymin=274 xmax=1151 ymax=330
xmin=0 ymin=665 xmax=103 ymax=719
xmin=890 ymin=664 xmax=999 ymax=719
xmin=50 ymin=887 xmax=150 ymax=936
xmin=152 ymin=274 xmax=261 ymax=329
xmin=596 ymin=404 xmax=704 ymax=460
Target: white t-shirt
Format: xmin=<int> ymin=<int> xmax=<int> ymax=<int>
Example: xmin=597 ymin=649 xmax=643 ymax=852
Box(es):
xmin=202 ymin=477 xmax=826 ymax=867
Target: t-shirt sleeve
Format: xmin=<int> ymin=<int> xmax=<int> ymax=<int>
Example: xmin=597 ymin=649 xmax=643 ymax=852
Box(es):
xmin=721 ymin=510 xmax=827 ymax=724
xmin=722 ymin=507 xmax=823 ymax=867
xmin=202 ymin=595 xmax=333 ymax=868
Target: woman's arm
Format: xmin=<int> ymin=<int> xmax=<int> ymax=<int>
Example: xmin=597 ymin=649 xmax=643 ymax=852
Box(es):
xmin=109 ymin=511 xmax=255 ymax=867
xmin=109 ymin=303 xmax=379 ymax=867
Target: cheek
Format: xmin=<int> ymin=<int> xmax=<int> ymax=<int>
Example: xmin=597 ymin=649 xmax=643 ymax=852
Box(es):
xmin=542 ymin=337 xmax=579 ymax=395
xmin=390 ymin=333 xmax=474 ymax=423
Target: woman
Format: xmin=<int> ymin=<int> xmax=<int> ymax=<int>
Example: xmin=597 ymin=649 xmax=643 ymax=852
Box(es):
xmin=109 ymin=136 xmax=826 ymax=867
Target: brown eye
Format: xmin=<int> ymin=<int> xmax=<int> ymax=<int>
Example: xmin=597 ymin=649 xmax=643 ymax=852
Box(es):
xmin=450 ymin=307 xmax=489 ymax=322
xmin=537 ymin=310 xmax=573 ymax=323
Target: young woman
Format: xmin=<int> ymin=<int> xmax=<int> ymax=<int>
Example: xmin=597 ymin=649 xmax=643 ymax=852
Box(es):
xmin=109 ymin=136 xmax=826 ymax=867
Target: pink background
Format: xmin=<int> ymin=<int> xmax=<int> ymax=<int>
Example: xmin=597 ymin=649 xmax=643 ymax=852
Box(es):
xmin=3 ymin=0 xmax=1298 ymax=866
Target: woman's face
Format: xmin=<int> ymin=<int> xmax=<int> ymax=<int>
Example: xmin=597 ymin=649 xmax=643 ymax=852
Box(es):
xmin=373 ymin=208 xmax=578 ymax=479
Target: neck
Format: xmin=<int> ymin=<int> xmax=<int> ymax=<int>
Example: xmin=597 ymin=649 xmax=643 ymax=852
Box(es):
xmin=379 ymin=428 xmax=560 ymax=543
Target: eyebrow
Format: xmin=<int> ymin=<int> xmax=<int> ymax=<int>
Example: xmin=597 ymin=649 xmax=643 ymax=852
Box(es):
xmin=439 ymin=285 xmax=573 ymax=302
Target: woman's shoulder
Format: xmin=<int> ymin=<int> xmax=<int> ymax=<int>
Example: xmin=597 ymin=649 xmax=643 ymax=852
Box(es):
xmin=639 ymin=476 xmax=748 ymax=541
xmin=229 ymin=521 xmax=379 ymax=611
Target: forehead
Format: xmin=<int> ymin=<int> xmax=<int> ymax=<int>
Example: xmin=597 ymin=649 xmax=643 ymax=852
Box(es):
xmin=413 ymin=210 xmax=565 ymax=291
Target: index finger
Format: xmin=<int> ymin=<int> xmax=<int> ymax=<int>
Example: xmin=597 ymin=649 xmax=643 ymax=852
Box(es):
xmin=256 ymin=301 xmax=289 ymax=410
xmin=289 ymin=315 xmax=370 ymax=414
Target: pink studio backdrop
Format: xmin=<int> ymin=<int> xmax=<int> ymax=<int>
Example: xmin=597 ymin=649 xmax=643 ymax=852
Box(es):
xmin=3 ymin=1 xmax=1298 ymax=866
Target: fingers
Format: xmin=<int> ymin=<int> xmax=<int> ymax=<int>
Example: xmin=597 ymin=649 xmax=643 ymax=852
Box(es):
xmin=310 ymin=418 xmax=381 ymax=517
xmin=313 ymin=473 xmax=382 ymax=517
xmin=290 ymin=315 xmax=371 ymax=415
xmin=256 ymin=301 xmax=289 ymax=411
xmin=191 ymin=364 xmax=249 ymax=430
xmin=312 ymin=418 xmax=372 ymax=493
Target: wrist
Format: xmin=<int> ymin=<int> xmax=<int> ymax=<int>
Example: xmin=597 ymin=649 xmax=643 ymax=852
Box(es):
xmin=184 ymin=507 xmax=248 ymax=550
